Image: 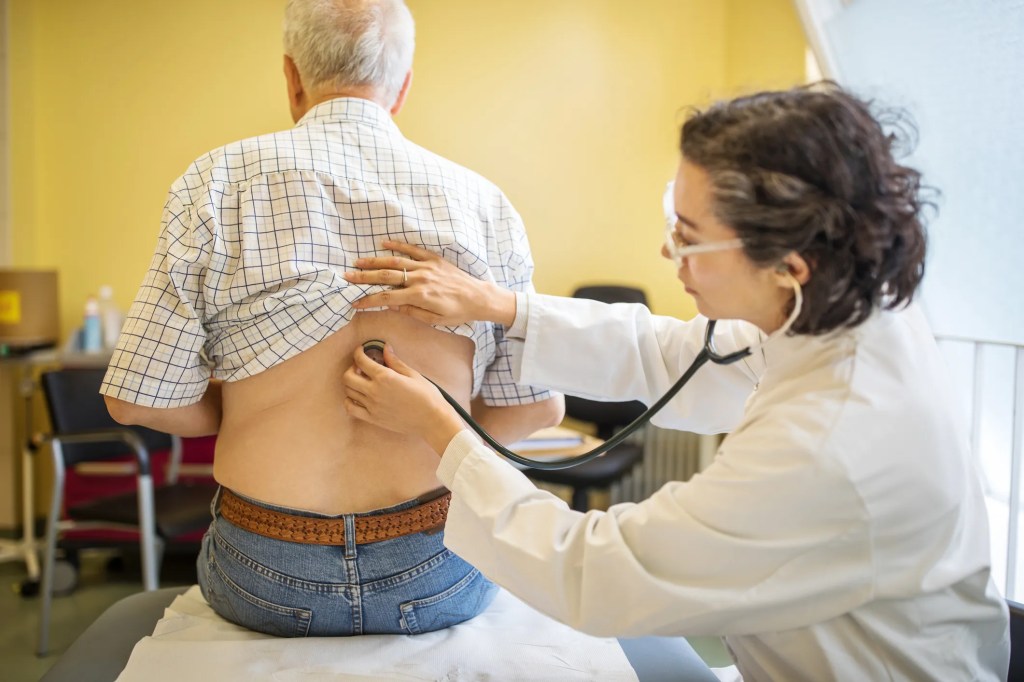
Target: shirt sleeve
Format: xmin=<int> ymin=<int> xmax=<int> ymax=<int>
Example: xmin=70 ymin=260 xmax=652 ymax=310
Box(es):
xmin=100 ymin=189 xmax=213 ymax=407
xmin=477 ymin=194 xmax=554 ymax=406
xmin=437 ymin=417 xmax=873 ymax=639
xmin=506 ymin=291 xmax=529 ymax=340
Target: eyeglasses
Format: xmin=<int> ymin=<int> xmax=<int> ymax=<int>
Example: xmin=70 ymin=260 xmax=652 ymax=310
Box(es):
xmin=663 ymin=180 xmax=743 ymax=267
xmin=663 ymin=220 xmax=744 ymax=267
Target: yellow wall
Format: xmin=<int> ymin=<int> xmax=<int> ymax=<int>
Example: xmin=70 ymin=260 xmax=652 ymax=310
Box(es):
xmin=9 ymin=0 xmax=806 ymax=332
xmin=725 ymin=0 xmax=808 ymax=94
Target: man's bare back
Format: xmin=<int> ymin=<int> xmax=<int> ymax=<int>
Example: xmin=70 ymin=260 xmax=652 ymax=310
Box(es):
xmin=216 ymin=311 xmax=475 ymax=515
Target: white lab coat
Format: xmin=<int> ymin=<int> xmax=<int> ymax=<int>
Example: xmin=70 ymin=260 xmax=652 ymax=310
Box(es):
xmin=435 ymin=294 xmax=1010 ymax=681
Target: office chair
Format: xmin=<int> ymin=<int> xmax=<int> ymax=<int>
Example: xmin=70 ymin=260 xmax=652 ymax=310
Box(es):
xmin=36 ymin=368 xmax=216 ymax=655
xmin=1009 ymin=599 xmax=1024 ymax=680
xmin=524 ymin=285 xmax=649 ymax=511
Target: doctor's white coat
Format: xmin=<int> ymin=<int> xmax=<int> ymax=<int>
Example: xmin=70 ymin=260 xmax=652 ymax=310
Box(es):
xmin=435 ymin=294 xmax=1010 ymax=681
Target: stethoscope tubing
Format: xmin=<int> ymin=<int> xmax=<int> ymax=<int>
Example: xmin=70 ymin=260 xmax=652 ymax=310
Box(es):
xmin=428 ymin=320 xmax=751 ymax=470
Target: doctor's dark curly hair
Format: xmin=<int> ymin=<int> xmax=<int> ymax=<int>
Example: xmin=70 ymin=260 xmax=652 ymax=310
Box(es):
xmin=679 ymin=81 xmax=933 ymax=335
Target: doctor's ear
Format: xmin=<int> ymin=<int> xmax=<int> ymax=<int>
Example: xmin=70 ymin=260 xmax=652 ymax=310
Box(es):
xmin=775 ymin=253 xmax=811 ymax=286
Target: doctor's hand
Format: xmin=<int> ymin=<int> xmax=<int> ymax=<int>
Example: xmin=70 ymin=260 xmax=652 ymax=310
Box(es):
xmin=344 ymin=240 xmax=517 ymax=327
xmin=342 ymin=343 xmax=466 ymax=455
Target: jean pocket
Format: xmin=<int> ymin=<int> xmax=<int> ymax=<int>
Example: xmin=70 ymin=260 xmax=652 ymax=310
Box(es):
xmin=205 ymin=539 xmax=313 ymax=638
xmin=399 ymin=566 xmax=497 ymax=634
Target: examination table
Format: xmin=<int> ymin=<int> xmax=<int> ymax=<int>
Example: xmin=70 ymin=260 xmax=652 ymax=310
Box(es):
xmin=40 ymin=586 xmax=722 ymax=681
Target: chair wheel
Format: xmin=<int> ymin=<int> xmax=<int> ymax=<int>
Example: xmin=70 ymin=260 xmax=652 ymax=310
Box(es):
xmin=52 ymin=559 xmax=79 ymax=596
xmin=64 ymin=548 xmax=81 ymax=571
xmin=17 ymin=578 xmax=39 ymax=598
xmin=16 ymin=560 xmax=78 ymax=597
xmin=105 ymin=554 xmax=126 ymax=573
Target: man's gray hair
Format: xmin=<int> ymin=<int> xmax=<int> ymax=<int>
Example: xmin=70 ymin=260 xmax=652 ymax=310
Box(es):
xmin=284 ymin=0 xmax=415 ymax=104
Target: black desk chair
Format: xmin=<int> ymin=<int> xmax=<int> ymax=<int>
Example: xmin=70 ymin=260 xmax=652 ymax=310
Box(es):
xmin=1009 ymin=598 xmax=1024 ymax=680
xmin=525 ymin=285 xmax=649 ymax=511
xmin=36 ymin=368 xmax=216 ymax=655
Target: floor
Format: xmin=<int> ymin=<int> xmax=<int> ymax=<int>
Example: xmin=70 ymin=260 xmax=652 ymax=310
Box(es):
xmin=1 ymin=548 xmax=196 ymax=682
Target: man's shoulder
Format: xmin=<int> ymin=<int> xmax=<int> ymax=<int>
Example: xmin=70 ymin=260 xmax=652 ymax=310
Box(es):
xmin=168 ymin=125 xmax=306 ymax=196
xmin=167 ymin=123 xmax=516 ymax=215
xmin=402 ymin=138 xmax=509 ymax=199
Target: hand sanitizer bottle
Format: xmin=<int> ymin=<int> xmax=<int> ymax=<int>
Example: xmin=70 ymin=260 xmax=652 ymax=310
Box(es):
xmin=98 ymin=285 xmax=124 ymax=349
xmin=82 ymin=296 xmax=103 ymax=352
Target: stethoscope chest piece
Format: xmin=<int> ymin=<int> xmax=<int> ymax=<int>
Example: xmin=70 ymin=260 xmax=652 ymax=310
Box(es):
xmin=363 ymin=339 xmax=387 ymax=366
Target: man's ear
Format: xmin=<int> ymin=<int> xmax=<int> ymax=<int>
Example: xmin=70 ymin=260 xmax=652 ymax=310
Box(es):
xmin=389 ymin=70 xmax=413 ymax=116
xmin=283 ymin=55 xmax=305 ymax=122
xmin=777 ymin=252 xmax=811 ymax=286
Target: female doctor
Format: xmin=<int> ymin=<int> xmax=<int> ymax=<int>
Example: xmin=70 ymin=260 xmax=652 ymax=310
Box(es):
xmin=341 ymin=83 xmax=1010 ymax=681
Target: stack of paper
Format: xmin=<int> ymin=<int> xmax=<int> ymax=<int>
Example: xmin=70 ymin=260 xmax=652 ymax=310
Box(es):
xmin=510 ymin=426 xmax=586 ymax=451
xmin=507 ymin=426 xmax=602 ymax=459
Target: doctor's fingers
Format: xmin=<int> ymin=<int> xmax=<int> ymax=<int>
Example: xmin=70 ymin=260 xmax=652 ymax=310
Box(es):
xmin=378 ymin=240 xmax=441 ymax=262
xmin=359 ymin=278 xmax=484 ymax=327
xmin=350 ymin=346 xmax=390 ymax=379
xmin=342 ymin=371 xmax=392 ymax=417
xmin=340 ymin=363 xmax=372 ymax=402
xmin=352 ymin=295 xmax=442 ymax=325
xmin=344 ymin=266 xmax=409 ymax=288
xmin=343 ymin=397 xmax=376 ymax=425
xmin=350 ymin=346 xmax=421 ymax=388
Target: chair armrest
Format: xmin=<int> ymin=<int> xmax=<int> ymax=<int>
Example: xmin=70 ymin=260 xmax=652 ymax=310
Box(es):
xmin=48 ymin=429 xmax=153 ymax=476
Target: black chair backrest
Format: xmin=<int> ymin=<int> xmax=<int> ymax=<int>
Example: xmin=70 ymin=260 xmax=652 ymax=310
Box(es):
xmin=41 ymin=368 xmax=172 ymax=465
xmin=1009 ymin=599 xmax=1024 ymax=681
xmin=566 ymin=286 xmax=649 ymax=439
xmin=573 ymin=285 xmax=648 ymax=307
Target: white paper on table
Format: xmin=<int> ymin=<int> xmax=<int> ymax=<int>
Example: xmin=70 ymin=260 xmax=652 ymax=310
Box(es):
xmin=116 ymin=585 xmax=638 ymax=681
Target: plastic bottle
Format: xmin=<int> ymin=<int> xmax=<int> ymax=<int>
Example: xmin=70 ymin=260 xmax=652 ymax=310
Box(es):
xmin=98 ymin=285 xmax=124 ymax=349
xmin=82 ymin=296 xmax=103 ymax=352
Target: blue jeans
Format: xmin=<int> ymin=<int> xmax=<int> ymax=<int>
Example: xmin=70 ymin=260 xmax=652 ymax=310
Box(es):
xmin=196 ymin=488 xmax=497 ymax=637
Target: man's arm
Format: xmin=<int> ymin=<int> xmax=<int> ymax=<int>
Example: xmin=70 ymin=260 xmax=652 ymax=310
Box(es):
xmin=100 ymin=182 xmax=217 ymax=436
xmin=469 ymin=394 xmax=565 ymax=445
xmin=105 ymin=380 xmax=223 ymax=437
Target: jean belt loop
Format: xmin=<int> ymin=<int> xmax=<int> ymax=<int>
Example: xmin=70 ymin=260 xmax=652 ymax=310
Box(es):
xmin=210 ymin=486 xmax=223 ymax=518
xmin=343 ymin=515 xmax=358 ymax=559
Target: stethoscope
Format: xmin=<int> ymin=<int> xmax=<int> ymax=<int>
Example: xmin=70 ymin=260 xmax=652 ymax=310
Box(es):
xmin=363 ymin=320 xmax=753 ymax=470
xmin=364 ymin=270 xmax=802 ymax=466
xmin=363 ymin=271 xmax=801 ymax=469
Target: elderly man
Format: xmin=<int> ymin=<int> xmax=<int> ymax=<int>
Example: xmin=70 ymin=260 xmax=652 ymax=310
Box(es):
xmin=101 ymin=0 xmax=563 ymax=637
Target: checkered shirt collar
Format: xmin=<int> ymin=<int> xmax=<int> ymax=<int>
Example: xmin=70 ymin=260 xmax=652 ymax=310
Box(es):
xmin=296 ymin=97 xmax=400 ymax=133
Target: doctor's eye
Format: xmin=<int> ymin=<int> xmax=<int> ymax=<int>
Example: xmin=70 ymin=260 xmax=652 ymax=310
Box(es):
xmin=671 ymin=229 xmax=695 ymax=248
xmin=665 ymin=225 xmax=683 ymax=246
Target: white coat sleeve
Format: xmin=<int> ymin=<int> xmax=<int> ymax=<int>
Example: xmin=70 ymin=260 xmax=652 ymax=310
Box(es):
xmin=437 ymin=419 xmax=873 ymax=639
xmin=512 ymin=293 xmax=761 ymax=433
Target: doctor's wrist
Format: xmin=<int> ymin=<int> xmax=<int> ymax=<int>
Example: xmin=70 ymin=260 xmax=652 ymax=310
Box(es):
xmin=481 ymin=284 xmax=517 ymax=327
xmin=424 ymin=411 xmax=465 ymax=457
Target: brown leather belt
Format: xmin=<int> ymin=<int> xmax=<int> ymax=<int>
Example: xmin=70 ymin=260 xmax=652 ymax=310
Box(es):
xmin=218 ymin=488 xmax=450 ymax=545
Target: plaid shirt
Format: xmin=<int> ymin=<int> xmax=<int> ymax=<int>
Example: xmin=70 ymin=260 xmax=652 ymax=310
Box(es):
xmin=100 ymin=98 xmax=550 ymax=409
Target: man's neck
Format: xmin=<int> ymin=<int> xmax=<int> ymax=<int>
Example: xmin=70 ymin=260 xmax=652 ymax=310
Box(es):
xmin=303 ymin=86 xmax=389 ymax=117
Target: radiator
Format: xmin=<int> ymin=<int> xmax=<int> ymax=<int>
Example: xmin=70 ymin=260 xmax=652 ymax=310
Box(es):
xmin=609 ymin=426 xmax=719 ymax=505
